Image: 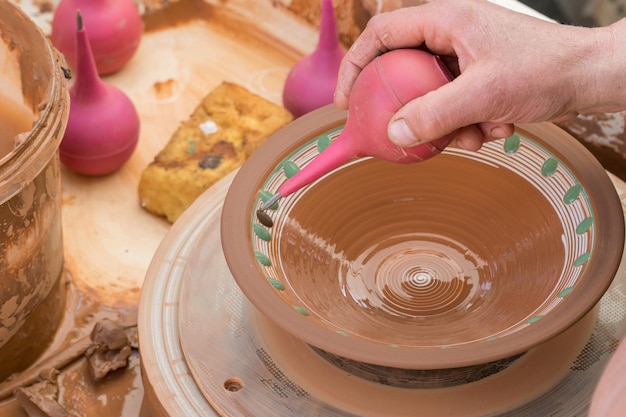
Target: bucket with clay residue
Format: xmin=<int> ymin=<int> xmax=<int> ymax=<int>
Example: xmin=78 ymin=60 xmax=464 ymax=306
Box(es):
xmin=0 ymin=0 xmax=69 ymax=380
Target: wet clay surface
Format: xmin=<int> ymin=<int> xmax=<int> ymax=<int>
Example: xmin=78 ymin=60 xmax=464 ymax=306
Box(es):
xmin=0 ymin=0 xmax=69 ymax=388
xmin=0 ymin=272 xmax=141 ymax=417
xmin=0 ymin=159 xmax=65 ymax=379
xmin=0 ymin=277 xmax=66 ymax=382
xmin=277 ymin=155 xmax=564 ymax=344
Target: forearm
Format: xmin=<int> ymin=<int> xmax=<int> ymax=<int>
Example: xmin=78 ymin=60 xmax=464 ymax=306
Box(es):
xmin=577 ymin=18 xmax=626 ymax=113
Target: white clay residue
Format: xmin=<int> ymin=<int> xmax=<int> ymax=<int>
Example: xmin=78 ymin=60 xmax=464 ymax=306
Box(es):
xmin=199 ymin=119 xmax=218 ymax=135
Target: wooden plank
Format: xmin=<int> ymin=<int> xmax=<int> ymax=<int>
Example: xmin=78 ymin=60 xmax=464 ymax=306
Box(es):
xmin=60 ymin=1 xmax=312 ymax=306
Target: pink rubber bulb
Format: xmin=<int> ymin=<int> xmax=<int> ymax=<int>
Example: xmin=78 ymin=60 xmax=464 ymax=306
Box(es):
xmin=282 ymin=0 xmax=345 ymax=118
xmin=59 ymin=12 xmax=140 ymax=176
xmin=51 ymin=0 xmax=143 ymax=75
xmin=277 ymin=48 xmax=454 ymax=197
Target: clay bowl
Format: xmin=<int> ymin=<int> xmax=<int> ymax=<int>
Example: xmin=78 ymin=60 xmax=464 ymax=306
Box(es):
xmin=221 ymin=106 xmax=624 ymax=370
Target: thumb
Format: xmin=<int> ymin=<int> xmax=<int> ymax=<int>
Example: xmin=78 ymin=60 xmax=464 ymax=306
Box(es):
xmin=388 ymin=72 xmax=488 ymax=147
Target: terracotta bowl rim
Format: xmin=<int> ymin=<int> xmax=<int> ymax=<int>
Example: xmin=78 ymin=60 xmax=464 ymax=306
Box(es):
xmin=221 ymin=105 xmax=625 ymax=369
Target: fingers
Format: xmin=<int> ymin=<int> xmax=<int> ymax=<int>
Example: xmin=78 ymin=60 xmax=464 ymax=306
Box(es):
xmin=334 ymin=52 xmax=367 ymax=109
xmin=387 ymin=69 xmax=491 ymax=145
xmin=336 ymin=0 xmax=522 ymax=152
xmin=453 ymin=126 xmax=486 ymax=152
xmin=403 ymin=122 xmax=514 ymax=153
xmin=390 ymin=122 xmax=514 ymax=153
xmin=452 ymin=123 xmax=514 ymax=151
xmin=388 ymin=116 xmax=514 ymax=151
xmin=478 ymin=122 xmax=515 ymax=142
xmin=334 ymin=6 xmax=438 ymax=108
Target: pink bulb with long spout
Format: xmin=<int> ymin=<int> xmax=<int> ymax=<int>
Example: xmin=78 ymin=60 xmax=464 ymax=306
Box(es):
xmin=282 ymin=0 xmax=345 ymax=117
xmin=278 ymin=48 xmax=455 ymax=197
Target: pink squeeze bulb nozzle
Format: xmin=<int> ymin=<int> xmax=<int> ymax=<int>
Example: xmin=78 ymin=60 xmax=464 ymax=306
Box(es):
xmin=261 ymin=48 xmax=455 ymax=210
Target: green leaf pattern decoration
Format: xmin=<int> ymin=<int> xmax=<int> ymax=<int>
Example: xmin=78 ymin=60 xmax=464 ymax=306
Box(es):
xmin=247 ymin=130 xmax=595 ymax=348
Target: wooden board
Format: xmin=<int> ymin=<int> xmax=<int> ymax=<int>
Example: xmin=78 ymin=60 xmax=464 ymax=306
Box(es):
xmin=60 ymin=0 xmax=317 ymax=307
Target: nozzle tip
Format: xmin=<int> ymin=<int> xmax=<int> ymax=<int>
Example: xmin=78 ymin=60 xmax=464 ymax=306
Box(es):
xmin=260 ymin=192 xmax=282 ymax=211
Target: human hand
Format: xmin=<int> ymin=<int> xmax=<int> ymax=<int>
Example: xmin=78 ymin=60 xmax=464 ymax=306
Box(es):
xmin=335 ymin=0 xmax=623 ymax=151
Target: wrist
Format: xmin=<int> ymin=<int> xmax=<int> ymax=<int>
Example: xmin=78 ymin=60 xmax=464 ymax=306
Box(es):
xmin=577 ymin=19 xmax=626 ymax=113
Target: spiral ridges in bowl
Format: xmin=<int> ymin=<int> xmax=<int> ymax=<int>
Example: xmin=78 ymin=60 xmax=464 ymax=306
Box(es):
xmin=251 ymin=131 xmax=595 ymax=348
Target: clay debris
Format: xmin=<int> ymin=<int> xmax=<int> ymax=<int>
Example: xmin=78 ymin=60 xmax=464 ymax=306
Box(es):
xmin=14 ymin=370 xmax=72 ymax=417
xmin=85 ymin=318 xmax=137 ymax=381
xmin=11 ymin=318 xmax=137 ymax=417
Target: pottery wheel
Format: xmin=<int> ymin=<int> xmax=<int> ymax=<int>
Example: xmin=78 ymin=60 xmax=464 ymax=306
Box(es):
xmin=138 ymin=170 xmax=626 ymax=417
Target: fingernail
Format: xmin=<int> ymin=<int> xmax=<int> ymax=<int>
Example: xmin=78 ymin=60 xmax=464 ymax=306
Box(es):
xmin=490 ymin=126 xmax=508 ymax=139
xmin=389 ymin=119 xmax=419 ymax=147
